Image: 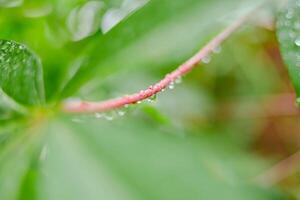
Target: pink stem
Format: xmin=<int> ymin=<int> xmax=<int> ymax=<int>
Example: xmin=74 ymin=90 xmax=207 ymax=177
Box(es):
xmin=256 ymin=151 xmax=300 ymax=186
xmin=62 ymin=14 xmax=251 ymax=113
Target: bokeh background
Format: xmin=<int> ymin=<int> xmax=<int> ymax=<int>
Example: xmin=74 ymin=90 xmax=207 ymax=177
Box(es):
xmin=0 ymin=0 xmax=299 ymax=199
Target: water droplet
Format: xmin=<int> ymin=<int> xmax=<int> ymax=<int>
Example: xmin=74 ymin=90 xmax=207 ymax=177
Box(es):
xmin=95 ymin=112 xmax=103 ymax=118
xmin=202 ymin=55 xmax=211 ymax=64
xmin=295 ymin=38 xmax=300 ymax=46
xmin=213 ymin=46 xmax=222 ymax=54
xmin=117 ymin=110 xmax=125 ymax=116
xmin=175 ymin=76 xmax=182 ymax=84
xmin=168 ymin=82 xmax=175 ymax=90
xmin=104 ymin=114 xmax=114 ymax=121
xmin=137 ymin=101 xmax=142 ymax=104
xmin=147 ymin=94 xmax=157 ymax=103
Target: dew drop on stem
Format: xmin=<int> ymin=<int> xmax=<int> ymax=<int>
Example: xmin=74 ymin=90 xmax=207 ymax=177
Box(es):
xmin=213 ymin=46 xmax=222 ymax=54
xmin=202 ymin=55 xmax=211 ymax=64
xmin=95 ymin=113 xmax=103 ymax=119
xmin=147 ymin=94 xmax=157 ymax=103
xmin=104 ymin=114 xmax=114 ymax=121
xmin=168 ymin=82 xmax=175 ymax=90
xmin=175 ymin=76 xmax=182 ymax=84
xmin=117 ymin=110 xmax=126 ymax=116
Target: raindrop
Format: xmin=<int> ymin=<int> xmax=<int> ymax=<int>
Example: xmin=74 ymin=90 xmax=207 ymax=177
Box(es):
xmin=175 ymin=76 xmax=182 ymax=84
xmin=147 ymin=98 xmax=154 ymax=103
xmin=117 ymin=110 xmax=126 ymax=116
xmin=213 ymin=46 xmax=222 ymax=54
xmin=168 ymin=82 xmax=175 ymax=90
xmin=95 ymin=112 xmax=103 ymax=119
xmin=295 ymin=38 xmax=300 ymax=47
xmin=202 ymin=55 xmax=211 ymax=64
xmin=147 ymin=94 xmax=157 ymax=103
xmin=104 ymin=114 xmax=114 ymax=121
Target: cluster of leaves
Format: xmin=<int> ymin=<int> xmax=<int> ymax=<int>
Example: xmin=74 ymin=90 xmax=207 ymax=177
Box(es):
xmin=0 ymin=0 xmax=299 ymax=199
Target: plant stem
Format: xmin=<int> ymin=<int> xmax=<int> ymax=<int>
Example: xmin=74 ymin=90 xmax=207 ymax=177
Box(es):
xmin=62 ymin=10 xmax=256 ymax=113
xmin=256 ymin=150 xmax=300 ymax=186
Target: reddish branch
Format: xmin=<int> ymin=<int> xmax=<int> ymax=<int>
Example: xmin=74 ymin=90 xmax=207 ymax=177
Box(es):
xmin=62 ymin=13 xmax=253 ymax=113
xmin=256 ymin=150 xmax=300 ymax=186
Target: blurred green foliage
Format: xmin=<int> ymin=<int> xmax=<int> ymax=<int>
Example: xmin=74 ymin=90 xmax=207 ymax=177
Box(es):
xmin=277 ymin=0 xmax=300 ymax=98
xmin=0 ymin=0 xmax=298 ymax=199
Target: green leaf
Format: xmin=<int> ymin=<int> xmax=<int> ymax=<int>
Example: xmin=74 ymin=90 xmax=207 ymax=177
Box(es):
xmin=276 ymin=0 xmax=300 ymax=99
xmin=0 ymin=126 xmax=43 ymax=200
xmin=62 ymin=0 xmax=262 ymax=97
xmin=32 ymin=116 xmax=284 ymax=200
xmin=0 ymin=0 xmax=23 ymax=8
xmin=0 ymin=40 xmax=45 ymax=107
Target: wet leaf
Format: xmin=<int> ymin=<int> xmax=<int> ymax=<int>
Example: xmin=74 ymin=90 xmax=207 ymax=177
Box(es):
xmin=277 ymin=0 xmax=300 ymax=99
xmin=0 ymin=40 xmax=45 ymax=107
xmin=34 ymin=116 xmax=285 ymax=200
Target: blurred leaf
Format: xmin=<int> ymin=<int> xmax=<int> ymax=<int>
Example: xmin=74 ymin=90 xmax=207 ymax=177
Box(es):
xmin=277 ymin=0 xmax=300 ymax=98
xmin=34 ymin=116 xmax=285 ymax=200
xmin=0 ymin=40 xmax=45 ymax=106
xmin=62 ymin=0 xmax=262 ymax=97
xmin=0 ymin=1 xmax=292 ymax=199
xmin=0 ymin=0 xmax=23 ymax=8
xmin=0 ymin=126 xmax=43 ymax=200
